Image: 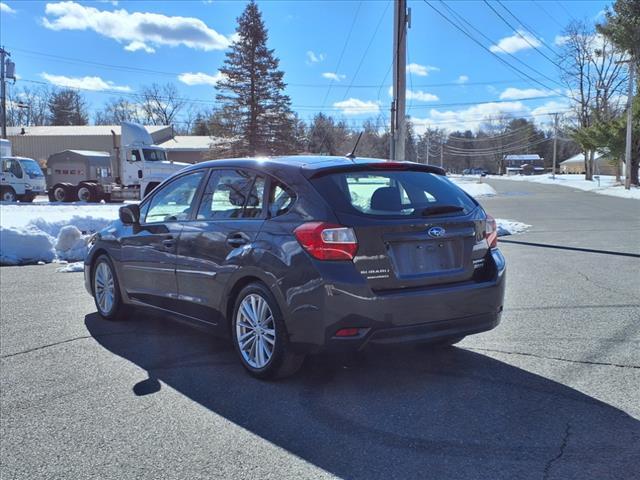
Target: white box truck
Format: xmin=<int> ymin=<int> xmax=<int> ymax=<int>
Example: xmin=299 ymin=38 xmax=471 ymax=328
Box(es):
xmin=46 ymin=122 xmax=188 ymax=202
xmin=1 ymin=139 xmax=47 ymax=202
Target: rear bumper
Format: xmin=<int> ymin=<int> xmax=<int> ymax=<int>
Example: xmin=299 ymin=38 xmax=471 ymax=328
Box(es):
xmin=286 ymin=249 xmax=506 ymax=354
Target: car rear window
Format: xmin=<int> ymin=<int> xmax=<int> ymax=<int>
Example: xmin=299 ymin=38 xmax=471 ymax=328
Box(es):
xmin=310 ymin=170 xmax=477 ymax=217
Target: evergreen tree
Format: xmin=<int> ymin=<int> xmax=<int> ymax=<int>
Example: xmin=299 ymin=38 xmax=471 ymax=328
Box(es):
xmin=216 ymin=1 xmax=295 ymax=156
xmin=48 ymin=89 xmax=88 ymax=126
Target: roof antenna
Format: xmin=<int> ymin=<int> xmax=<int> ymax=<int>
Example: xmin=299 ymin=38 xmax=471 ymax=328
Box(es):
xmin=345 ymin=131 xmax=363 ymax=161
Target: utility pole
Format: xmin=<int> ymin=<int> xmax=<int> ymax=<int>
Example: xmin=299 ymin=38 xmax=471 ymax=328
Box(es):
xmin=390 ymin=0 xmax=409 ymax=161
xmin=440 ymin=144 xmax=443 ymax=168
xmin=623 ymin=61 xmax=634 ymax=190
xmin=1 ymin=46 xmax=10 ymax=139
xmin=426 ymin=137 xmax=430 ymax=165
xmin=552 ymin=112 xmax=559 ymax=180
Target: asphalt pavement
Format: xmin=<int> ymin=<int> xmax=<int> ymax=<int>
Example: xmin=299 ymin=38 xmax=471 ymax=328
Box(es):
xmin=1 ymin=179 xmax=639 ymax=479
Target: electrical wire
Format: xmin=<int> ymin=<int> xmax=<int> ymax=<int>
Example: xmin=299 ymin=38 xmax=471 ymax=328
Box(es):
xmin=423 ymin=0 xmax=566 ymax=94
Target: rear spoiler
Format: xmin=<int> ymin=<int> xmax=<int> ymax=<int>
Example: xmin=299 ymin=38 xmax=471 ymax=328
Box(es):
xmin=303 ymin=161 xmax=446 ymax=179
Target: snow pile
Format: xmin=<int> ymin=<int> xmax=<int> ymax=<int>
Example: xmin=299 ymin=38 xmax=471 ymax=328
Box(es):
xmin=56 ymin=261 xmax=84 ymax=273
xmin=495 ymin=219 xmax=531 ymax=236
xmin=55 ymin=225 xmax=89 ymax=262
xmin=491 ymin=174 xmax=640 ymax=200
xmin=0 ymin=203 xmax=121 ymax=265
xmin=449 ymin=178 xmax=497 ymax=198
xmin=0 ymin=226 xmax=56 ymax=266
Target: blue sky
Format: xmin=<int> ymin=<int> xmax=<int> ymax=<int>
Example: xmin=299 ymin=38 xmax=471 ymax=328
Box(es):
xmin=0 ymin=0 xmax=610 ymax=133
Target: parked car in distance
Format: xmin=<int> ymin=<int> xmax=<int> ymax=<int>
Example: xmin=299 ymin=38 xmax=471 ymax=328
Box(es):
xmin=85 ymin=156 xmax=506 ymax=379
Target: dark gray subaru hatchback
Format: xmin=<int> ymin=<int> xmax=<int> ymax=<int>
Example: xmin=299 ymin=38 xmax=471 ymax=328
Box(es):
xmin=85 ymin=156 xmax=505 ymax=378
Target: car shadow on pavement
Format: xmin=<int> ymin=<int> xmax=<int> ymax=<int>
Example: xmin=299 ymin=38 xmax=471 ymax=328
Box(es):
xmin=85 ymin=312 xmax=640 ymax=480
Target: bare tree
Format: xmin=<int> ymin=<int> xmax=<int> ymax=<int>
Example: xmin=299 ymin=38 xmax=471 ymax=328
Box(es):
xmin=140 ymin=83 xmax=187 ymax=126
xmin=6 ymin=85 xmax=52 ymax=126
xmin=558 ymin=20 xmax=627 ymax=179
xmin=94 ymin=97 xmax=144 ymax=125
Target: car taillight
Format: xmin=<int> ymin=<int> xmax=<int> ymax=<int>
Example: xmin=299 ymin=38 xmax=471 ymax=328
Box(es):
xmin=485 ymin=215 xmax=498 ymax=248
xmin=293 ymin=222 xmax=358 ymax=260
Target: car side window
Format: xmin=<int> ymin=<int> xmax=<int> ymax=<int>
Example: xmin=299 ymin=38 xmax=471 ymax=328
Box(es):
xmin=144 ymin=171 xmax=205 ymax=224
xmin=268 ymin=180 xmax=295 ymax=217
xmin=197 ymin=169 xmax=265 ymax=220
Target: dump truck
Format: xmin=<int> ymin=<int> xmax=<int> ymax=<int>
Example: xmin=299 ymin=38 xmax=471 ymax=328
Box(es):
xmin=46 ymin=122 xmax=187 ymax=202
xmin=1 ymin=139 xmax=47 ymax=202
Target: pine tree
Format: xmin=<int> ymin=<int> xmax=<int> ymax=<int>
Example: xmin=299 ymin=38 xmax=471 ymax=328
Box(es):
xmin=48 ymin=89 xmax=88 ymax=126
xmin=216 ymin=1 xmax=295 ymax=156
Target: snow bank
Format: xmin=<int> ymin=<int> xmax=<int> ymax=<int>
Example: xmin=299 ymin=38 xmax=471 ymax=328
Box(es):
xmin=495 ymin=219 xmax=531 ymax=236
xmin=0 ymin=203 xmax=121 ymax=266
xmin=449 ymin=177 xmax=497 ymax=198
xmin=56 ymin=261 xmax=85 ymax=273
xmin=490 ymin=174 xmax=640 ymax=200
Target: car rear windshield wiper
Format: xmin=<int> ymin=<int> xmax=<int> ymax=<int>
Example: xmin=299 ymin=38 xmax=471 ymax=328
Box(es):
xmin=420 ymin=205 xmax=464 ymax=216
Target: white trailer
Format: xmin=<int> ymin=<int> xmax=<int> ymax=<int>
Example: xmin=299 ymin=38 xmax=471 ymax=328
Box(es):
xmin=46 ymin=122 xmax=188 ymax=202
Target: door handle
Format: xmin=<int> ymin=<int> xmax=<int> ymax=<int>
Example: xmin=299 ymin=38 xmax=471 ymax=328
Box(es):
xmin=226 ymin=233 xmax=248 ymax=247
xmin=162 ymin=235 xmax=175 ymax=250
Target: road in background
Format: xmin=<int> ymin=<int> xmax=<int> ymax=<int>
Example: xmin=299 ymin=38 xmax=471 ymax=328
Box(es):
xmin=1 ymin=180 xmax=639 ymax=479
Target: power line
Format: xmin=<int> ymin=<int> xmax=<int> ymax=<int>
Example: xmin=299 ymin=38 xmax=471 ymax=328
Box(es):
xmin=424 ymin=0 xmax=566 ymax=93
xmin=483 ymin=0 xmax=565 ymax=73
xmin=495 ymin=0 xmax=561 ymax=59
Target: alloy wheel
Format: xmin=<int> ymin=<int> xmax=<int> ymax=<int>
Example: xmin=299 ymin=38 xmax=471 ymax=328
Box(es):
xmin=94 ymin=262 xmax=115 ymax=315
xmin=235 ymin=293 xmax=276 ymax=369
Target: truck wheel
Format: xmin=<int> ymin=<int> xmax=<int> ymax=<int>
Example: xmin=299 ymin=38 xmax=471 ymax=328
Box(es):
xmin=50 ymin=184 xmax=68 ymax=202
xmin=77 ymin=183 xmax=97 ymax=202
xmin=1 ymin=187 xmax=17 ymax=202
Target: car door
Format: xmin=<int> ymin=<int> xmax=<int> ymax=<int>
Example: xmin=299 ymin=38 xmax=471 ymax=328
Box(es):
xmin=120 ymin=170 xmax=207 ymax=311
xmin=174 ymin=168 xmax=267 ymax=323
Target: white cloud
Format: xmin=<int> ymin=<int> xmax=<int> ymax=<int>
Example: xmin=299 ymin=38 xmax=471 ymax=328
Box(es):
xmin=457 ymin=75 xmax=469 ymax=84
xmin=178 ymin=71 xmax=224 ymax=86
xmin=41 ymin=72 xmax=132 ymax=92
xmin=333 ymin=98 xmax=381 ymax=116
xmin=322 ymin=72 xmax=346 ymax=81
xmin=388 ymin=86 xmax=439 ymax=102
xmin=42 ymin=1 xmax=231 ymax=52
xmin=554 ymin=35 xmax=570 ymax=46
xmin=124 ymin=41 xmax=155 ymax=53
xmin=490 ymin=30 xmax=541 ymax=54
xmin=407 ymin=90 xmax=439 ymax=102
xmin=306 ymin=50 xmax=325 ymax=64
xmin=411 ymin=101 xmax=528 ymax=134
xmin=499 ymin=87 xmax=556 ymax=100
xmin=1 ymin=2 xmax=16 ymax=13
xmin=407 ymin=63 xmax=439 ymax=76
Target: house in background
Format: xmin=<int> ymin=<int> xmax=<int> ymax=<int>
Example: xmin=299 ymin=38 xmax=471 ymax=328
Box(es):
xmin=503 ymin=154 xmax=544 ymax=175
xmin=559 ymin=152 xmax=620 ymax=176
xmin=157 ymin=136 xmax=227 ymax=164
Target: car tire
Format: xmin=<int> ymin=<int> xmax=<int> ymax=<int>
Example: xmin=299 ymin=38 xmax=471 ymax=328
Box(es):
xmin=1 ymin=187 xmax=17 ymax=202
xmin=92 ymin=255 xmax=128 ymax=321
xmin=231 ymin=283 xmax=304 ymax=379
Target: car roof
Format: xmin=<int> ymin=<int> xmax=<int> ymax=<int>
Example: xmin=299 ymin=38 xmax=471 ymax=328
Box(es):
xmin=181 ymin=155 xmax=445 ymax=177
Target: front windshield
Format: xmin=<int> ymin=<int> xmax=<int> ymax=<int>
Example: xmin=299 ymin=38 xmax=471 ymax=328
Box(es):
xmin=142 ymin=149 xmax=167 ymax=162
xmin=20 ymin=159 xmax=44 ymax=178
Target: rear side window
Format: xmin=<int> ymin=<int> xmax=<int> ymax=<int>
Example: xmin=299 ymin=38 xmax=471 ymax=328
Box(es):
xmin=268 ymin=181 xmax=295 ymax=217
xmin=311 ymin=170 xmax=476 ymax=217
xmin=197 ymin=169 xmax=265 ymax=220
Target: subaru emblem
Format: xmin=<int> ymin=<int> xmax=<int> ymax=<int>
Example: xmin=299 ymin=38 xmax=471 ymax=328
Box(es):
xmin=428 ymin=226 xmax=445 ymax=238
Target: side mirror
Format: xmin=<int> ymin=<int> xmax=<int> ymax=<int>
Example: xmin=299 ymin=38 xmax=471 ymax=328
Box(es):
xmin=119 ymin=204 xmax=140 ymax=225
